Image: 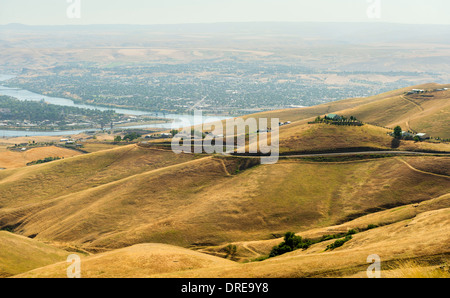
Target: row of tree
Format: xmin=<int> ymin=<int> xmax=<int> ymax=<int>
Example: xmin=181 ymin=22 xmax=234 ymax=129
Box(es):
xmin=0 ymin=96 xmax=118 ymax=125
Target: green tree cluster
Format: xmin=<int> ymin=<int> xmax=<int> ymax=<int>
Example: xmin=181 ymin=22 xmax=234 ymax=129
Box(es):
xmin=269 ymin=232 xmax=312 ymax=257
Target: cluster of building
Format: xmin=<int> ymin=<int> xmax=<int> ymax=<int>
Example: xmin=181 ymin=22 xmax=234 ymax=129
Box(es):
xmin=407 ymin=88 xmax=448 ymax=95
xmin=278 ymin=121 xmax=291 ymax=126
xmin=144 ymin=133 xmax=173 ymax=139
xmin=400 ymin=131 xmax=429 ymax=140
xmin=60 ymin=138 xmax=83 ymax=147
xmin=325 ymin=114 xmax=342 ymax=121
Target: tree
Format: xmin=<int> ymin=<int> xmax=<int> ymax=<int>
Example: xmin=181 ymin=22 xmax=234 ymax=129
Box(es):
xmin=393 ymin=126 xmax=402 ymax=139
xmin=123 ymin=132 xmax=141 ymax=142
xmin=269 ymin=232 xmax=311 ymax=257
xmin=114 ymin=136 xmax=122 ymax=142
xmin=224 ymin=244 xmax=237 ymax=260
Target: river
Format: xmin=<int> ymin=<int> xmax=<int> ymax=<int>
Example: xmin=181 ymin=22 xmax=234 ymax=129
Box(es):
xmin=0 ymin=75 xmax=230 ymax=137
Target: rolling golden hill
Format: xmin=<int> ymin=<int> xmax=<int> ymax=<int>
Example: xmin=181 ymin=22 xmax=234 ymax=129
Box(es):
xmin=0 ymin=83 xmax=449 ymax=278
xmin=0 ymin=231 xmax=71 ymax=277
xmin=154 ymin=207 xmax=450 ymax=278
xmin=0 ymin=147 xmax=448 ymax=253
xmin=338 ymin=86 xmax=450 ymax=139
xmin=198 ymin=83 xmax=450 ymax=154
xmin=242 ymin=83 xmax=450 ymax=135
xmin=13 ymin=243 xmax=235 ymax=278
xmin=0 ymin=145 xmax=83 ymax=169
xmin=11 ymin=196 xmax=450 ymax=278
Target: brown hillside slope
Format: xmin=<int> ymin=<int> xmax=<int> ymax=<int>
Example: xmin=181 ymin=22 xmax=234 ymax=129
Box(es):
xmin=0 ymin=145 xmax=82 ymax=169
xmin=0 ymin=145 xmax=197 ymax=207
xmin=278 ymin=123 xmax=393 ymax=154
xmin=337 ymin=87 xmax=450 ymax=138
xmin=13 ymin=243 xmax=235 ymax=278
xmin=277 ymin=122 xmax=450 ymax=154
xmin=13 ymin=204 xmax=449 ymax=278
xmin=0 ymin=153 xmax=448 ymax=252
xmin=210 ymin=84 xmax=450 ymax=154
xmin=240 ymin=83 xmax=449 ymax=125
xmin=0 ymin=231 xmax=70 ymax=277
xmin=199 ymin=193 xmax=450 ymax=262
xmin=152 ymin=207 xmax=450 ymax=278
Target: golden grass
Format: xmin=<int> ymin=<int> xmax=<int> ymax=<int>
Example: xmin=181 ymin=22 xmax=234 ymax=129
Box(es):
xmin=13 ymin=243 xmax=235 ymax=278
xmin=278 ymin=123 xmax=393 ymax=153
xmin=382 ymin=260 xmax=450 ymax=278
xmin=0 ymin=231 xmax=70 ymax=277
xmin=16 ymin=205 xmax=448 ymax=278
xmin=80 ymin=143 xmax=122 ymax=153
xmin=337 ymin=87 xmax=450 ymax=139
xmin=0 ymin=152 xmax=448 ymax=253
xmin=150 ymin=207 xmax=450 ymax=278
xmin=0 ymin=145 xmax=83 ymax=169
xmin=0 ymin=145 xmax=197 ymax=207
xmin=1 ymin=83 xmax=449 ymax=278
xmin=198 ymin=193 xmax=450 ymax=262
xmin=399 ymin=156 xmax=450 ymax=177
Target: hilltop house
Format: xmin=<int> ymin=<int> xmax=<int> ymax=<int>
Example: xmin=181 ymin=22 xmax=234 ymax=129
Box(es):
xmin=325 ymin=114 xmax=342 ymax=121
xmin=401 ymin=131 xmax=414 ymax=138
xmin=407 ymin=89 xmax=425 ymax=95
xmin=415 ymin=133 xmax=429 ymax=140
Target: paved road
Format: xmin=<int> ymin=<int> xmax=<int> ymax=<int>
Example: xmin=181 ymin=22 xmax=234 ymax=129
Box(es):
xmin=280 ymin=151 xmax=449 ymax=158
xmin=224 ymin=150 xmax=449 ymax=159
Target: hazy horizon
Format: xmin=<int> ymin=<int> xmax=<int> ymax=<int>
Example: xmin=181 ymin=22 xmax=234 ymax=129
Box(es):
xmin=2 ymin=20 xmax=450 ymax=27
xmin=1 ymin=0 xmax=450 ymax=26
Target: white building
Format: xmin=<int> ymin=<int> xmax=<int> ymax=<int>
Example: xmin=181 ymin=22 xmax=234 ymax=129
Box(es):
xmin=415 ymin=133 xmax=429 ymax=140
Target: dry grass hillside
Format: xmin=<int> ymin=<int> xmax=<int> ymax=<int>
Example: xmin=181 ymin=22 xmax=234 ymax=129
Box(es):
xmin=337 ymin=86 xmax=450 ymax=139
xmin=11 ymin=197 xmax=449 ymax=278
xmin=240 ymin=83 xmax=437 ymax=124
xmin=0 ymin=145 xmax=197 ymax=207
xmin=0 ymin=231 xmax=70 ymax=277
xmin=0 ymin=148 xmax=448 ymax=253
xmin=152 ymin=207 xmax=450 ymax=278
xmin=212 ymin=83 xmax=450 ymax=154
xmin=0 ymin=84 xmax=449 ymax=278
xmin=13 ymin=243 xmax=235 ymax=278
xmin=241 ymin=83 xmax=449 ymax=125
xmin=0 ymin=145 xmax=83 ymax=169
xmin=278 ymin=123 xmax=393 ymax=154
xmin=198 ymin=193 xmax=450 ymax=262
xmin=277 ymin=122 xmax=450 ymax=154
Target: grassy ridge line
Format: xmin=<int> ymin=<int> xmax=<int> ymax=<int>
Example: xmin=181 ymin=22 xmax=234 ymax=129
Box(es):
xmin=15 ymin=203 xmax=448 ymax=278
xmin=151 ymin=207 xmax=450 ymax=278
xmin=0 ymin=155 xmax=214 ymax=228
xmin=0 ymin=145 xmax=83 ymax=169
xmin=12 ymin=243 xmax=236 ymax=278
xmin=240 ymin=83 xmax=448 ymax=124
xmin=0 ymin=231 xmax=71 ymax=277
xmin=0 ymin=145 xmax=198 ymax=207
xmin=396 ymin=157 xmax=450 ymax=179
xmin=0 ymin=155 xmax=236 ymax=250
xmin=1 ymin=154 xmax=448 ymax=252
xmin=196 ymin=193 xmax=450 ymax=262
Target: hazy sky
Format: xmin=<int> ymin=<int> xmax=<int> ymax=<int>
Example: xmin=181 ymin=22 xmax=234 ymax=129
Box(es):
xmin=0 ymin=0 xmax=449 ymax=25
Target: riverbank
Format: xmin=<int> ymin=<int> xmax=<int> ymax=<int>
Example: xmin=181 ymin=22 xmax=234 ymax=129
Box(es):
xmin=0 ymin=75 xmax=231 ymax=137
